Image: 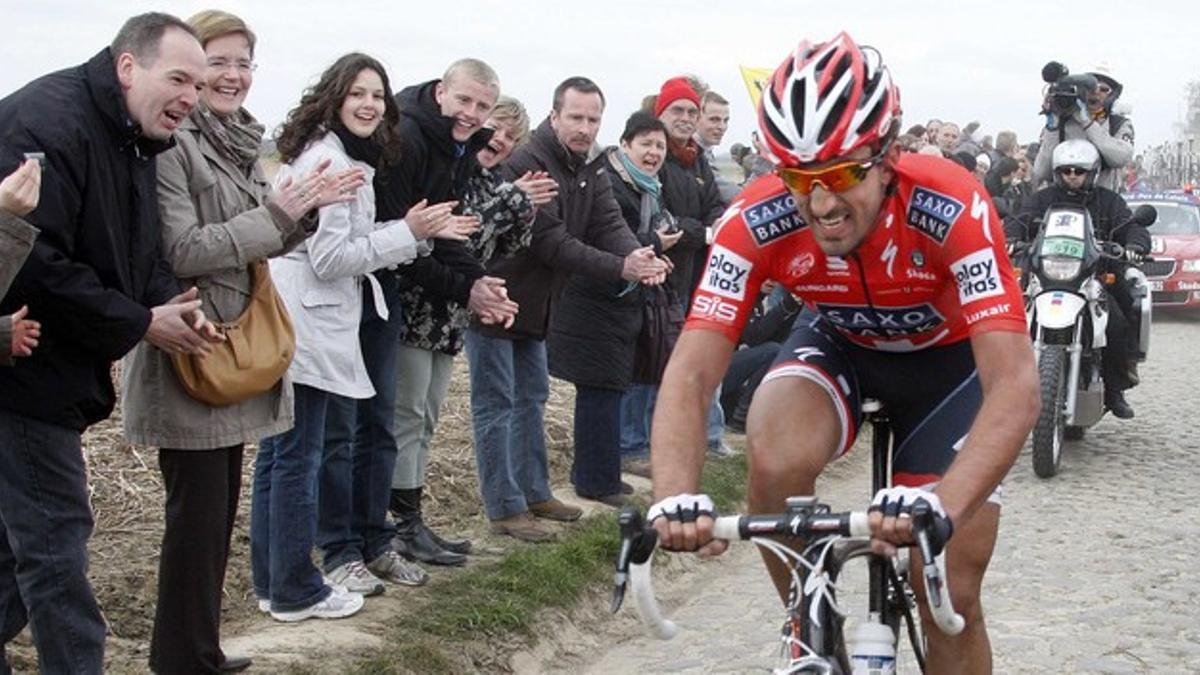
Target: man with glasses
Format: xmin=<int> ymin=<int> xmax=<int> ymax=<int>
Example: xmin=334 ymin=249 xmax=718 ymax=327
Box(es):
xmin=1033 ymin=62 xmax=1134 ymax=192
xmin=646 ymin=32 xmax=1039 ymax=672
xmin=1008 ymin=139 xmax=1149 ymax=418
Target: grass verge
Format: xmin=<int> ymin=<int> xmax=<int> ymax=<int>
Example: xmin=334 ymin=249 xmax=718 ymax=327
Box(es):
xmin=348 ymin=454 xmax=748 ymax=674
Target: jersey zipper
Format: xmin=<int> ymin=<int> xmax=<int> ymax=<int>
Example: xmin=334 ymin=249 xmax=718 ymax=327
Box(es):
xmin=849 ymin=252 xmax=876 ymax=317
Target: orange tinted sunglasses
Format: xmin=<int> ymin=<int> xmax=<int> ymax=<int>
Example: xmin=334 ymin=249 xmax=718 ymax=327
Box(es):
xmin=776 ymin=144 xmax=890 ymax=195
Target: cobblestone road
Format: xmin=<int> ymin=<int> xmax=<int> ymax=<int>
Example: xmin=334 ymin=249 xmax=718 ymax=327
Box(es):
xmin=526 ymin=314 xmax=1200 ymax=674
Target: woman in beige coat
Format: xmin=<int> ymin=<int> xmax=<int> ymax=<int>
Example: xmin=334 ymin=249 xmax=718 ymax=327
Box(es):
xmin=120 ymin=11 xmax=362 ymax=674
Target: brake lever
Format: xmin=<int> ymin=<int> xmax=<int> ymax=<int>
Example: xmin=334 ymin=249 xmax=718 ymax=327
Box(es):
xmin=910 ymin=501 xmax=952 ymax=608
xmin=612 ymin=506 xmax=658 ymax=613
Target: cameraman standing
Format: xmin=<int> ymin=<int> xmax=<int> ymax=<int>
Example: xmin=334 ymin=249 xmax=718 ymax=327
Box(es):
xmin=1033 ymin=63 xmax=1134 ymax=193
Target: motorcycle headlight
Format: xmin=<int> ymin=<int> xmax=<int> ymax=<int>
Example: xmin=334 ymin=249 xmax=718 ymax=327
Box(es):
xmin=1182 ymin=259 xmax=1200 ymax=273
xmin=1042 ymin=256 xmax=1082 ymax=281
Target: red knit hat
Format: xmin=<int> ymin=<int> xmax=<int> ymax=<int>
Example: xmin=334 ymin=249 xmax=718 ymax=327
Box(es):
xmin=654 ymin=77 xmax=701 ymax=117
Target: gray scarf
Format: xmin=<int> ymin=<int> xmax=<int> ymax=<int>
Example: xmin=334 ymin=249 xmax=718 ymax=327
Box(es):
xmin=193 ymin=103 xmax=265 ymax=173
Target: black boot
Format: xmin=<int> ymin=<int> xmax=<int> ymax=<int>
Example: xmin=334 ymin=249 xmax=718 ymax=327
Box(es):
xmin=1105 ymin=389 xmax=1135 ymax=419
xmin=390 ymin=488 xmax=472 ymax=554
xmin=390 ymin=488 xmax=468 ymax=566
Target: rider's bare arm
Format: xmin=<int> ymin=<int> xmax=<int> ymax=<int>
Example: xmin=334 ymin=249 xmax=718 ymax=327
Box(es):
xmin=649 ymin=328 xmax=737 ymax=554
xmin=935 ymin=329 xmax=1039 ymax=525
xmin=651 ymin=328 xmax=737 ymax=499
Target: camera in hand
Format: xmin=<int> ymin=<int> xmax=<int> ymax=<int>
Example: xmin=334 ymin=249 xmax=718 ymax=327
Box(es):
xmin=1041 ymin=61 xmax=1097 ymax=120
xmin=652 ymin=210 xmax=680 ymax=235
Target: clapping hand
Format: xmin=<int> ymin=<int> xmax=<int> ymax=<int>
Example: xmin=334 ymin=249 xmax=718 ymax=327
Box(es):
xmin=145 ymin=288 xmax=225 ymax=356
xmin=9 ymin=305 xmax=40 ymax=358
xmin=622 ymin=246 xmax=673 ymax=286
xmin=405 ymin=199 xmax=481 ymax=241
xmin=512 ymin=171 xmax=559 ymax=208
xmin=468 ymin=276 xmax=519 ymax=328
xmin=273 ymin=158 xmax=366 ymax=221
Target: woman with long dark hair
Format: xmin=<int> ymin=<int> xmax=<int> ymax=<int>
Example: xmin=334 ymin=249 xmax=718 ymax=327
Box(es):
xmin=252 ymin=52 xmax=467 ymax=622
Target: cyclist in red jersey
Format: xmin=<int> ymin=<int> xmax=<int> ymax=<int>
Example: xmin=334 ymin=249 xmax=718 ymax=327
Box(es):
xmin=649 ymin=32 xmax=1038 ymax=673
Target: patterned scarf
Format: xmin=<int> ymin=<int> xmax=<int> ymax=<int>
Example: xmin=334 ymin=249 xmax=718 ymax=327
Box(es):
xmin=193 ymin=103 xmax=265 ymax=173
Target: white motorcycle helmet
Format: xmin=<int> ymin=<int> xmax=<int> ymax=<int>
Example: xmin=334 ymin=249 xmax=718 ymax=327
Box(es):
xmin=1051 ymin=139 xmax=1101 ymax=192
xmin=1088 ymin=61 xmax=1123 ymax=101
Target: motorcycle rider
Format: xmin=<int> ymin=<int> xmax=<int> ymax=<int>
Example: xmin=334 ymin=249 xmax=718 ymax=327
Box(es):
xmin=1033 ymin=62 xmax=1134 ymax=193
xmin=1006 ymin=139 xmax=1150 ymax=419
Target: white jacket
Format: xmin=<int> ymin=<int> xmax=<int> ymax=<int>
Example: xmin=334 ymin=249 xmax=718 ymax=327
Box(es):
xmin=270 ymin=131 xmax=427 ymax=398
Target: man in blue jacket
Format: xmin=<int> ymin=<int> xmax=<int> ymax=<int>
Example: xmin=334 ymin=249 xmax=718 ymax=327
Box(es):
xmin=0 ymin=13 xmax=219 ymax=672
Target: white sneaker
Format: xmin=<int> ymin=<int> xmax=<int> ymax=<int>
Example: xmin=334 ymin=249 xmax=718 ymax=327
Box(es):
xmin=257 ymin=597 xmax=270 ymax=613
xmin=367 ymin=549 xmax=429 ymax=587
xmin=269 ymin=586 xmax=364 ymax=622
xmin=326 ymin=560 xmax=385 ymax=597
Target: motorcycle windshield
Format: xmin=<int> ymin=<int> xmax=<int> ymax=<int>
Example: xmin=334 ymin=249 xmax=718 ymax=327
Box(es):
xmin=1043 ymin=209 xmax=1087 ymax=238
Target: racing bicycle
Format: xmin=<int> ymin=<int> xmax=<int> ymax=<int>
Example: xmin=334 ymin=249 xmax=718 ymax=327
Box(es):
xmin=611 ymin=401 xmax=963 ymax=674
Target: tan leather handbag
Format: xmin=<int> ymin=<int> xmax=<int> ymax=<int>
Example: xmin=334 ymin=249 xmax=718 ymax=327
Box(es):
xmin=171 ymin=260 xmax=296 ymax=406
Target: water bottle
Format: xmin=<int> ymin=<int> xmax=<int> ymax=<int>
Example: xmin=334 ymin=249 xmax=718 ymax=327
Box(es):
xmin=849 ymin=615 xmax=896 ymax=675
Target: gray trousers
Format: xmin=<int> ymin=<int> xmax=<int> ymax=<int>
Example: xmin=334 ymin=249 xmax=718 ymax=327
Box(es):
xmin=391 ymin=345 xmax=455 ymax=490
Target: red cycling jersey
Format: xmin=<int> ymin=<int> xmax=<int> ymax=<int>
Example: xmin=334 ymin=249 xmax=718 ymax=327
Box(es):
xmin=687 ymin=154 xmax=1026 ymax=351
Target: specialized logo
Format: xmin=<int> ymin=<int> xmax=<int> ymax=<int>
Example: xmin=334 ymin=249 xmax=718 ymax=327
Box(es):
xmin=881 ymin=238 xmax=898 ymax=279
xmin=791 ymin=346 xmax=824 ymax=362
xmin=951 ymin=248 xmax=1004 ymax=305
xmin=907 ymin=186 xmax=964 ymax=244
xmin=699 ymin=244 xmax=752 ymax=301
xmin=815 ymin=302 xmax=945 ymax=338
xmin=743 ymin=193 xmax=806 ymax=246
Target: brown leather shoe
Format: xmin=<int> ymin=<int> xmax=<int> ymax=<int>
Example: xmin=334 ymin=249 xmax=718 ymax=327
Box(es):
xmin=489 ymin=512 xmax=557 ymax=543
xmin=528 ymin=497 xmax=583 ymax=522
xmin=621 ymin=457 xmax=652 ymax=478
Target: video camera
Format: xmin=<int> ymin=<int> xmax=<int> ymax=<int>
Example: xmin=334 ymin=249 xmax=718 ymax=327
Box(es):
xmin=1041 ymin=61 xmax=1097 ymax=121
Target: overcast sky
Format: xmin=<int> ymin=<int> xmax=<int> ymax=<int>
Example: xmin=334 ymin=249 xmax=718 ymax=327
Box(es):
xmin=2 ymin=1 xmax=1196 ymax=154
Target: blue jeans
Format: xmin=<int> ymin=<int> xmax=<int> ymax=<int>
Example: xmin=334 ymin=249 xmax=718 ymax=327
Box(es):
xmin=316 ymin=284 xmax=401 ymax=570
xmin=464 ymin=330 xmax=552 ymax=520
xmin=571 ymin=385 xmax=624 ymax=496
xmin=251 ymin=384 xmax=332 ymax=612
xmin=0 ymin=409 xmax=105 ymax=674
xmin=619 ymin=384 xmax=655 ymax=458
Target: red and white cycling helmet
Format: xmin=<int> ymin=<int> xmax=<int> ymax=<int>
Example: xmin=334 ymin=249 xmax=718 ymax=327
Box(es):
xmin=759 ymin=32 xmax=901 ymax=166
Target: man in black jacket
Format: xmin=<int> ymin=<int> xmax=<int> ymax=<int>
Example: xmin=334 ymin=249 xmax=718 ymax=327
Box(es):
xmin=1006 ymin=139 xmax=1149 ymax=418
xmin=468 ymin=77 xmax=669 ymax=541
xmin=0 ymin=13 xmax=219 ymax=672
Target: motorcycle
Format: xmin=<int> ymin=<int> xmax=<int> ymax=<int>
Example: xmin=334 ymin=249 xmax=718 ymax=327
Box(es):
xmin=1021 ymin=203 xmax=1157 ymax=478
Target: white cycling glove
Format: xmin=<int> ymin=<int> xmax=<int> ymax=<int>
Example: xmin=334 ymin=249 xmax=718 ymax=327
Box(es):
xmin=648 ymin=493 xmax=716 ymax=524
xmin=870 ymin=486 xmax=947 ymax=520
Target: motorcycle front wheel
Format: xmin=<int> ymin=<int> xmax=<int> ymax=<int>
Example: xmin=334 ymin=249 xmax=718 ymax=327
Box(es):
xmin=1032 ymin=345 xmax=1067 ymax=478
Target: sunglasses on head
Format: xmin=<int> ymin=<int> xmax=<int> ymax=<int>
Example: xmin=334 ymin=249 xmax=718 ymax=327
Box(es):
xmin=1058 ymin=167 xmax=1089 ymax=177
xmin=776 ymin=142 xmax=892 ymax=195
